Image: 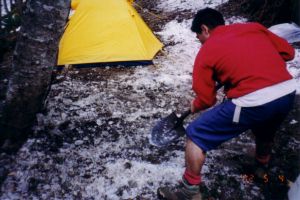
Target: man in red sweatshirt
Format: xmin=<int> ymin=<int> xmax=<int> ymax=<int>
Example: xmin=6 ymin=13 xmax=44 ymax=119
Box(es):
xmin=158 ymin=8 xmax=296 ymax=200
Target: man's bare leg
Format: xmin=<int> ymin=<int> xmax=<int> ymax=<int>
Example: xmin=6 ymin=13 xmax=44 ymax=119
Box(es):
xmin=157 ymin=138 xmax=204 ymax=199
xmin=184 ymin=138 xmax=205 ymax=184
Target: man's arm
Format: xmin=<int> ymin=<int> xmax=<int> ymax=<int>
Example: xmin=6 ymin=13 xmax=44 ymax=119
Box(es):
xmin=191 ymin=52 xmax=217 ymax=112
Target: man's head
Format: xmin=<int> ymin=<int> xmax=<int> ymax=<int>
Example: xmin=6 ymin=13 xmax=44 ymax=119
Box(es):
xmin=191 ymin=8 xmax=225 ymax=44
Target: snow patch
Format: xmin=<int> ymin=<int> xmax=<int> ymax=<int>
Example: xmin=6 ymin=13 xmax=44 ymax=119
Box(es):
xmin=85 ymin=158 xmax=184 ymax=199
xmin=158 ymin=0 xmax=229 ymax=12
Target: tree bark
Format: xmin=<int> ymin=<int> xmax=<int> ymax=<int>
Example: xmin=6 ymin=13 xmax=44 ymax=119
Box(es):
xmin=0 ymin=0 xmax=70 ymax=140
xmin=244 ymin=0 xmax=292 ymax=27
xmin=292 ymin=0 xmax=300 ymax=25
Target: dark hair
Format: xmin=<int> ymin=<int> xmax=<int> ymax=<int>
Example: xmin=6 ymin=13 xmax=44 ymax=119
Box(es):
xmin=191 ymin=8 xmax=225 ymax=33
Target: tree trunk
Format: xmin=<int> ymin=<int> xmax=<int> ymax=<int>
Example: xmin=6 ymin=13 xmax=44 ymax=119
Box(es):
xmin=0 ymin=0 xmax=70 ymax=141
xmin=292 ymin=0 xmax=300 ymax=25
xmin=243 ymin=0 xmax=293 ymax=27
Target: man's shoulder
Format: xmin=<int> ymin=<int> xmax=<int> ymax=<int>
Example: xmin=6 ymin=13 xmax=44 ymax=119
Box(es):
xmin=228 ymin=22 xmax=266 ymax=30
xmin=210 ymin=22 xmax=265 ymax=37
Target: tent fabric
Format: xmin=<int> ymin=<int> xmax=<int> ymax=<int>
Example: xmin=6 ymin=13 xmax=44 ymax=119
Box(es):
xmin=57 ymin=0 xmax=163 ymax=66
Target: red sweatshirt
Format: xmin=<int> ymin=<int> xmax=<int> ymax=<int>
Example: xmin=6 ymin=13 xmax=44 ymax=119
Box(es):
xmin=192 ymin=22 xmax=295 ymax=111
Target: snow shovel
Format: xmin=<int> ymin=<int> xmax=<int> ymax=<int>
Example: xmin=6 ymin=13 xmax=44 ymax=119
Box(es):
xmin=149 ymin=109 xmax=191 ymax=147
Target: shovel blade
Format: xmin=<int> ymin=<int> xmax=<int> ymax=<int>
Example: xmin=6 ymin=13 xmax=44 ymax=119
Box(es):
xmin=149 ymin=112 xmax=186 ymax=147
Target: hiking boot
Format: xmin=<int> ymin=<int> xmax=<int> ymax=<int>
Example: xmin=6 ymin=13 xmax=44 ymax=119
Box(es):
xmin=240 ymin=157 xmax=270 ymax=183
xmin=157 ymin=178 xmax=201 ymax=200
xmin=253 ymin=160 xmax=269 ymax=182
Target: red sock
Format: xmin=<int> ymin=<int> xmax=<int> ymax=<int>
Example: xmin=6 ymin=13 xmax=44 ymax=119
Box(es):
xmin=183 ymin=169 xmax=201 ymax=185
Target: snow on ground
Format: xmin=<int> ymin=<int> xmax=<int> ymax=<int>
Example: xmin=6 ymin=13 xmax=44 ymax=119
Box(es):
xmin=1 ymin=0 xmax=300 ymax=199
xmin=85 ymin=156 xmax=184 ymax=200
xmin=158 ymin=0 xmax=229 ymax=12
xmin=288 ymin=49 xmax=300 ymax=92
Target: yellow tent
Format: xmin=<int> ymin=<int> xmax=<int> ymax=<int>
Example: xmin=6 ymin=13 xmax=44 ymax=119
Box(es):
xmin=57 ymin=0 xmax=163 ymax=67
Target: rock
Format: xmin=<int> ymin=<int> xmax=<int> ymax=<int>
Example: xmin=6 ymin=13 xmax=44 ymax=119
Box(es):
xmin=74 ymin=140 xmax=84 ymax=146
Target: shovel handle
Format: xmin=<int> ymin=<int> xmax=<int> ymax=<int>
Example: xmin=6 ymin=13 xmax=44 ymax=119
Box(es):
xmin=178 ymin=109 xmax=191 ymax=121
